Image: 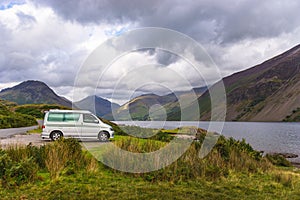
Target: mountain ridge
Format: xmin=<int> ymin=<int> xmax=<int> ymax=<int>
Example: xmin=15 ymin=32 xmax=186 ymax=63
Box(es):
xmin=0 ymin=80 xmax=72 ymax=107
xmin=74 ymin=95 xmax=120 ymax=117
xmin=168 ymin=44 xmax=300 ymax=121
xmin=107 ymin=86 xmax=207 ymax=120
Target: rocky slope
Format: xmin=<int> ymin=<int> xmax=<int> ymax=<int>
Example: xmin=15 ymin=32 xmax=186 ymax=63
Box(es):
xmin=168 ymin=44 xmax=300 ymax=121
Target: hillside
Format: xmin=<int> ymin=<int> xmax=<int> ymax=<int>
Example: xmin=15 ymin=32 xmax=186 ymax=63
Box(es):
xmin=168 ymin=44 xmax=300 ymax=121
xmin=0 ymin=80 xmax=72 ymax=107
xmin=0 ymin=99 xmax=37 ymax=128
xmin=15 ymin=104 xmax=70 ymax=119
xmin=74 ymin=95 xmax=120 ymax=117
xmin=109 ymin=87 xmax=207 ymax=120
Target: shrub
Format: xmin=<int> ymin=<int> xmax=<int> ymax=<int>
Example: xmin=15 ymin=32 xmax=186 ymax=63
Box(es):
xmin=266 ymin=154 xmax=292 ymax=167
xmin=0 ymin=151 xmax=12 ymax=178
xmin=0 ymin=114 xmax=37 ymax=129
xmin=45 ymin=138 xmax=89 ymax=179
xmin=102 ymin=131 xmax=272 ymax=182
xmin=150 ymin=131 xmax=174 ymax=142
xmin=5 ymin=157 xmax=38 ymax=186
xmin=0 ymin=149 xmax=38 ymax=188
xmin=1 ymin=138 xmax=100 ymax=187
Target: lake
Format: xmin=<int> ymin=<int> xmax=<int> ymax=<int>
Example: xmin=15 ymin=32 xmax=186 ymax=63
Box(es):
xmin=114 ymin=121 xmax=300 ymax=163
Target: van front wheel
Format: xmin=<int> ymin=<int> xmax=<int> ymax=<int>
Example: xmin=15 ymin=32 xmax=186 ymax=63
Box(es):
xmin=98 ymin=132 xmax=109 ymax=142
xmin=50 ymin=131 xmax=63 ymax=141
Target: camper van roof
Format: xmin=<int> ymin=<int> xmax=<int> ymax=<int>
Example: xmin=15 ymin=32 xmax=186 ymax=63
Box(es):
xmin=48 ymin=109 xmax=91 ymax=114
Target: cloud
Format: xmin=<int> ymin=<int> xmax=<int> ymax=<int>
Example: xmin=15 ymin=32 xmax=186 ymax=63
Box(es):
xmin=1 ymin=0 xmax=300 ymax=103
xmin=0 ymin=0 xmax=25 ymax=10
xmin=0 ymin=1 xmax=111 ymax=87
xmin=32 ymin=0 xmax=300 ymax=44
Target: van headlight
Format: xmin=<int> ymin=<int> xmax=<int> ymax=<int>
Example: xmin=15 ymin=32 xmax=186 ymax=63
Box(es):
xmin=110 ymin=127 xmax=114 ymax=131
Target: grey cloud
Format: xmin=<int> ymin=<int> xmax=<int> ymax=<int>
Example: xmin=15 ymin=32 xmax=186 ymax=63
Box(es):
xmin=136 ymin=49 xmax=179 ymax=66
xmin=32 ymin=0 xmax=157 ymax=24
xmin=2 ymin=0 xmax=300 ymax=103
xmin=154 ymin=50 xmax=179 ymax=66
xmin=33 ymin=0 xmax=300 ymax=44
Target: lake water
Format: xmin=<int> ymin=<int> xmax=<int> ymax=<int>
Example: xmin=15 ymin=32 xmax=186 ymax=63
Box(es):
xmin=114 ymin=121 xmax=300 ymax=163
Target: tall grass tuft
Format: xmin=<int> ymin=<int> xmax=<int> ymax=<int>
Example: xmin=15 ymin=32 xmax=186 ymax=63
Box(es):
xmin=273 ymin=171 xmax=294 ymax=188
xmin=1 ymin=138 xmax=100 ymax=187
xmin=102 ymin=132 xmax=273 ymax=182
xmin=45 ymin=138 xmax=90 ymax=179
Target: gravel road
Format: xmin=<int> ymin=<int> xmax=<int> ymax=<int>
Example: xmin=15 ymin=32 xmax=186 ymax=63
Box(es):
xmin=0 ymin=126 xmax=38 ymax=139
xmin=0 ymin=120 xmax=46 ymax=148
xmin=0 ymin=133 xmax=50 ymax=148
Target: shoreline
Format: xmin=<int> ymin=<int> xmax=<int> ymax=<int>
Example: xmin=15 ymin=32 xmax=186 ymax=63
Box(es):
xmin=1 ymin=133 xmax=300 ymax=168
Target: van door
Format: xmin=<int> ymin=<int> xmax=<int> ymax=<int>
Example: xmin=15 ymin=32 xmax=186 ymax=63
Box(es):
xmin=81 ymin=113 xmax=100 ymax=138
xmin=63 ymin=113 xmax=81 ymax=137
xmin=47 ymin=112 xmax=81 ymax=137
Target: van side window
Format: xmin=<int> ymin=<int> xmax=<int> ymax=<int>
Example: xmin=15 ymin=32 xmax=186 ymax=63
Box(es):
xmin=64 ymin=113 xmax=80 ymax=122
xmin=48 ymin=113 xmax=64 ymax=122
xmin=83 ymin=114 xmax=99 ymax=123
xmin=48 ymin=113 xmax=80 ymax=122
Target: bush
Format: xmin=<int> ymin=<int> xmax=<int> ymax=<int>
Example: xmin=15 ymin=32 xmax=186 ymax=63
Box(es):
xmin=102 ymin=131 xmax=272 ymax=182
xmin=0 ymin=113 xmax=37 ymax=129
xmin=1 ymin=138 xmax=100 ymax=188
xmin=5 ymin=157 xmax=38 ymax=186
xmin=150 ymin=131 xmax=174 ymax=142
xmin=0 ymin=151 xmax=12 ymax=178
xmin=266 ymin=154 xmax=292 ymax=167
xmin=0 ymin=149 xmax=38 ymax=187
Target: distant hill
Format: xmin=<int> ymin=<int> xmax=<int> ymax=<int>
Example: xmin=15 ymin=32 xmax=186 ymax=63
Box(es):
xmin=15 ymin=104 xmax=70 ymax=119
xmin=0 ymin=80 xmax=72 ymax=107
xmin=108 ymin=87 xmax=207 ymax=120
xmin=74 ymin=95 xmax=120 ymax=117
xmin=168 ymin=44 xmax=300 ymax=121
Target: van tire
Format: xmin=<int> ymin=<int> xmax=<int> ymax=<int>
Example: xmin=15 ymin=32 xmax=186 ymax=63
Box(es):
xmin=98 ymin=131 xmax=109 ymax=142
xmin=50 ymin=131 xmax=63 ymax=141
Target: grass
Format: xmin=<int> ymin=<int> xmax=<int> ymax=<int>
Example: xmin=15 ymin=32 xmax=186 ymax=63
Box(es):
xmin=1 ymin=128 xmax=300 ymax=199
xmin=27 ymin=127 xmax=42 ymax=134
xmin=0 ymin=161 xmax=300 ymax=199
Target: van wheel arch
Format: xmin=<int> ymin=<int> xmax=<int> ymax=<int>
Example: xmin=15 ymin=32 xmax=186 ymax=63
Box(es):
xmin=50 ymin=130 xmax=63 ymax=141
xmin=98 ymin=131 xmax=109 ymax=142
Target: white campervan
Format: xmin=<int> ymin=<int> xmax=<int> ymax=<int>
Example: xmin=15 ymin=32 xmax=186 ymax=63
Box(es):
xmin=41 ymin=110 xmax=114 ymax=142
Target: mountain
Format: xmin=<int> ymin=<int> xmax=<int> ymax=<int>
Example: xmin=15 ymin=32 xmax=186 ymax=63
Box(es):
xmin=168 ymin=44 xmax=300 ymax=121
xmin=0 ymin=80 xmax=72 ymax=107
xmin=74 ymin=95 xmax=120 ymax=117
xmin=107 ymin=86 xmax=207 ymax=120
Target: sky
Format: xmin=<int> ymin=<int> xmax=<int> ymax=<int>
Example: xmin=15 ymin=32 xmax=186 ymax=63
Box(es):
xmin=1 ymin=0 xmax=300 ymax=105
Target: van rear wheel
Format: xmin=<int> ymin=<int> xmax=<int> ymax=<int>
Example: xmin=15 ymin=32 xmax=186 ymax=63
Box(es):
xmin=98 ymin=132 xmax=109 ymax=142
xmin=50 ymin=131 xmax=62 ymax=141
